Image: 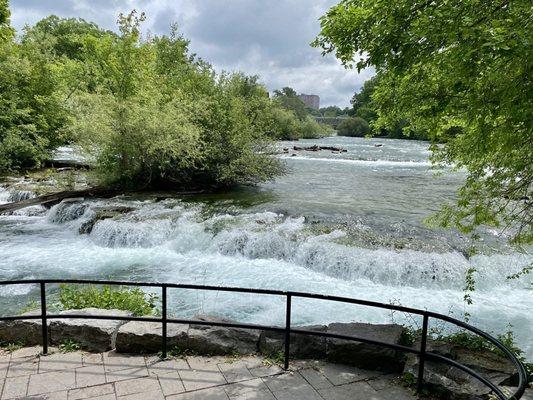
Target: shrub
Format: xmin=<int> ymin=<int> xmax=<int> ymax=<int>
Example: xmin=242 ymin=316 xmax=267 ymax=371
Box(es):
xmin=337 ymin=117 xmax=371 ymax=137
xmin=269 ymin=108 xmax=302 ymax=140
xmin=68 ymin=13 xmax=283 ymax=189
xmin=300 ymin=116 xmax=333 ymax=139
xmin=270 ymin=109 xmax=333 ymax=140
xmin=58 ymin=284 xmax=159 ymax=316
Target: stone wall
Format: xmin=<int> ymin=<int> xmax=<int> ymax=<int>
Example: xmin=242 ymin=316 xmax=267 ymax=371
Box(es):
xmin=0 ymin=309 xmax=520 ymax=399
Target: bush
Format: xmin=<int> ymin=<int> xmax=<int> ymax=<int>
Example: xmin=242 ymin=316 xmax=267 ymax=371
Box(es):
xmin=300 ymin=116 xmax=333 ymax=139
xmin=269 ymin=109 xmax=333 ymax=140
xmin=58 ymin=284 xmax=159 ymax=316
xmin=337 ymin=117 xmax=371 ymax=137
xmin=68 ymin=13 xmax=283 ymax=189
xmin=269 ymin=108 xmax=302 ymax=140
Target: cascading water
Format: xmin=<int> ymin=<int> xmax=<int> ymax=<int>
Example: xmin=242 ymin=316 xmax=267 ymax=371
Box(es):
xmin=0 ymin=136 xmax=531 ymax=357
xmin=0 ymin=186 xmax=35 ymax=205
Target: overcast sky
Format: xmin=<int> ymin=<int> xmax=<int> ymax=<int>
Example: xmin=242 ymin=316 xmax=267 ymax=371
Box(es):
xmin=9 ymin=0 xmax=374 ymax=107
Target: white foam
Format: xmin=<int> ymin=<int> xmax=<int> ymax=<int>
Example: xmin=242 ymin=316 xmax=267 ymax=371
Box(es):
xmin=0 ymin=186 xmax=531 ymax=357
xmin=282 ymin=156 xmax=432 ymax=167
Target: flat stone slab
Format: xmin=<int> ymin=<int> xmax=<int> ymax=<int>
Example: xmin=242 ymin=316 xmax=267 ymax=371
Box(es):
xmin=259 ymin=325 xmax=327 ymax=358
xmin=0 ymin=310 xmax=45 ymax=345
xmin=50 ymin=308 xmax=132 ymax=352
xmin=115 ymin=321 xmax=189 ymax=353
xmin=405 ymin=339 xmax=519 ymax=399
xmin=187 ymin=315 xmax=261 ymax=355
xmin=326 ymin=322 xmax=405 ymax=372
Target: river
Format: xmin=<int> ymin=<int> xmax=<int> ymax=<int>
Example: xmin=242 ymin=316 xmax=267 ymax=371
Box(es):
xmin=0 ymin=136 xmax=531 ymax=357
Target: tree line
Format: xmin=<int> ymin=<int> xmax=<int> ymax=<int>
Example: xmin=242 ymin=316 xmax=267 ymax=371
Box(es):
xmin=0 ymin=4 xmax=331 ymax=189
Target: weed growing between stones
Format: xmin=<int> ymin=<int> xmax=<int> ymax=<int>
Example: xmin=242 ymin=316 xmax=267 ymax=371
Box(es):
xmin=262 ymin=350 xmax=285 ymax=367
xmin=59 ymin=339 xmax=81 ymax=353
xmin=0 ymin=340 xmax=23 ymax=353
xmin=400 ymin=372 xmax=447 ymax=399
xmin=159 ymin=345 xmax=198 ymax=360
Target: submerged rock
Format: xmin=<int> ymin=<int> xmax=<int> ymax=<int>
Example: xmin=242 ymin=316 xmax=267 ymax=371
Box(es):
xmin=48 ymin=199 xmax=88 ymax=224
xmin=7 ymin=190 xmax=35 ymax=202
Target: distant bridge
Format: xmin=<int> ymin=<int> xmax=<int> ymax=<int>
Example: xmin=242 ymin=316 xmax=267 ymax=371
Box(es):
xmin=314 ymin=116 xmax=350 ymax=129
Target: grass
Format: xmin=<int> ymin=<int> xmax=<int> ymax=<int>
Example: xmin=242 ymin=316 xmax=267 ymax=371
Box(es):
xmin=58 ymin=284 xmax=160 ymax=316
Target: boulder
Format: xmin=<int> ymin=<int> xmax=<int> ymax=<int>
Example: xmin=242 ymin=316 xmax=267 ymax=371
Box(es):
xmin=404 ymin=340 xmax=517 ymax=400
xmin=187 ymin=316 xmax=260 ymax=355
xmin=50 ymin=308 xmax=131 ymax=352
xmin=326 ymin=322 xmax=406 ymax=372
xmin=115 ymin=321 xmax=189 ymax=353
xmin=0 ymin=310 xmax=45 ymax=345
xmin=259 ymin=325 xmax=327 ymax=358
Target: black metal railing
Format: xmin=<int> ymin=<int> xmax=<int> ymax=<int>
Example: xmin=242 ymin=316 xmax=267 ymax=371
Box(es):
xmin=0 ymin=279 xmax=528 ymax=400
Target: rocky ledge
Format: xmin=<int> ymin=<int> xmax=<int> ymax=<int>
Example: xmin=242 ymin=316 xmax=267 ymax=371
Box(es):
xmin=0 ymin=309 xmax=525 ymax=399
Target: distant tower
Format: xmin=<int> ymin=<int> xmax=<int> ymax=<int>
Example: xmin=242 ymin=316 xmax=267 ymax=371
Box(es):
xmin=298 ymin=94 xmax=320 ymax=110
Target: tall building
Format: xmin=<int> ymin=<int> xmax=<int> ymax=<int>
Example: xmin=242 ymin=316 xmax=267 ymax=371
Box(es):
xmin=298 ymin=94 xmax=320 ymax=110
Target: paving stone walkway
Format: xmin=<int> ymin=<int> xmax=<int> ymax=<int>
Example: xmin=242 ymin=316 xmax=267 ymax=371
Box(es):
xmin=0 ymin=346 xmax=422 ymax=400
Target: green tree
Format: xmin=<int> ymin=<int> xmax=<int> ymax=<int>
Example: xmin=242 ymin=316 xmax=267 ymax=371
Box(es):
xmin=0 ymin=4 xmax=69 ymax=172
xmin=351 ymin=78 xmax=377 ymax=118
xmin=337 ymin=117 xmax=370 ymax=137
xmin=269 ymin=108 xmax=304 ymax=140
xmin=69 ymin=11 xmax=282 ymax=188
xmin=315 ymin=0 xmax=532 ymax=242
xmin=22 ymin=15 xmax=114 ymax=60
xmin=273 ymin=87 xmax=308 ymax=120
xmin=0 ymin=0 xmax=13 ymax=42
xmin=320 ymin=105 xmax=342 ymax=118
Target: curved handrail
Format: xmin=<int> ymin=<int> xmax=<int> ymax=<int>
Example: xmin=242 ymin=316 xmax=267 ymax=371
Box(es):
xmin=0 ymin=279 xmax=527 ymax=399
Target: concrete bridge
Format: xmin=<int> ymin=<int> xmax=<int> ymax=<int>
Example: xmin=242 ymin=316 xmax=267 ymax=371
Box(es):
xmin=314 ymin=116 xmax=349 ymax=129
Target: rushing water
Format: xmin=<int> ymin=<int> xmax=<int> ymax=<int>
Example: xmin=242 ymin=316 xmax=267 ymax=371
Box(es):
xmin=0 ymin=137 xmax=531 ymax=357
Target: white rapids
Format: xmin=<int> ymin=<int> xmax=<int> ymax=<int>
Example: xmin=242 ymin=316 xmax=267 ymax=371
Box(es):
xmin=0 ymin=136 xmax=531 ymax=358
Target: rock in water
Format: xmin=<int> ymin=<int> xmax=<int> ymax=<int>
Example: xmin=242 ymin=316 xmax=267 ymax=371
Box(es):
xmin=78 ymin=205 xmax=136 ymax=234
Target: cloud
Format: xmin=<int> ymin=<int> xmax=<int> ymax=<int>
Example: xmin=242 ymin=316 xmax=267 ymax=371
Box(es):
xmin=9 ymin=0 xmax=373 ymax=106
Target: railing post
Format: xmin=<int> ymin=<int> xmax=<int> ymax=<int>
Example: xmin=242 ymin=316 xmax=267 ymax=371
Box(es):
xmin=161 ymin=284 xmax=167 ymax=359
xmin=417 ymin=313 xmax=429 ymax=393
xmin=40 ymin=282 xmax=48 ymax=355
xmin=284 ymin=294 xmax=292 ymax=370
